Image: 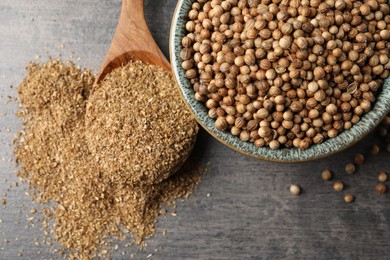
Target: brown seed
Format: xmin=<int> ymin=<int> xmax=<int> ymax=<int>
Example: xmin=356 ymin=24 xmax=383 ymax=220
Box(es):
xmin=333 ymin=181 xmax=344 ymax=192
xmin=345 ymin=163 xmax=356 ymax=174
xmin=269 ymin=140 xmax=280 ymax=150
xmin=375 ymin=183 xmax=388 ymax=194
xmin=335 ymin=0 xmax=346 ymax=10
xmin=371 ymin=144 xmax=380 ymax=155
xmin=313 ymin=67 xmax=325 ymax=80
xmin=281 ymin=23 xmax=293 ymax=35
xmin=344 ymin=194 xmax=354 ymax=203
xmin=185 ymin=69 xmax=197 ymax=79
xmin=290 ymin=184 xmax=301 ymax=195
xmin=180 ymin=48 xmax=192 ymax=60
xmin=258 ymin=126 xmax=272 ymax=138
xmin=354 ymin=153 xmax=365 ymax=165
xmin=378 ymin=172 xmax=388 ymax=182
xmin=290 ymin=101 xmax=304 ymax=112
xmin=325 ymin=103 xmax=338 ymax=115
xmin=199 ymin=43 xmax=211 ymax=54
xmin=322 ymin=169 xmax=333 ymax=181
xmin=215 ymin=117 xmax=228 ymax=131
xmin=314 ymin=90 xmax=326 ymax=102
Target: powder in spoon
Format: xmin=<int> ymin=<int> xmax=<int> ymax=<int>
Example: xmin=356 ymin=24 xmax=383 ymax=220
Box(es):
xmin=85 ymin=60 xmax=198 ymax=186
xmin=14 ymin=59 xmax=203 ymax=258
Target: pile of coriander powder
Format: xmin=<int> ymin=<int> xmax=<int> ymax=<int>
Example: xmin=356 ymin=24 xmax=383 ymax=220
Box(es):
xmin=14 ymin=59 xmax=203 ymax=259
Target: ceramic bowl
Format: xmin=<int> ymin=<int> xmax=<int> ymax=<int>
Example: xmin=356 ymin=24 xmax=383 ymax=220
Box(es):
xmin=169 ymin=0 xmax=390 ymax=162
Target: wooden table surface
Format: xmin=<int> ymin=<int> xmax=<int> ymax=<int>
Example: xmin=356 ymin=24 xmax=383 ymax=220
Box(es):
xmin=1 ymin=0 xmax=390 ymax=259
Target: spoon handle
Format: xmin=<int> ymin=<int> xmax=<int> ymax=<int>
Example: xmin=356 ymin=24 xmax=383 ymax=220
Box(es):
xmin=96 ymin=0 xmax=170 ymax=83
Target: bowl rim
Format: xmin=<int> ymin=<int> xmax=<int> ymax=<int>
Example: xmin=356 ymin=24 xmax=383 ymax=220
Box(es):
xmin=169 ymin=0 xmax=390 ymax=162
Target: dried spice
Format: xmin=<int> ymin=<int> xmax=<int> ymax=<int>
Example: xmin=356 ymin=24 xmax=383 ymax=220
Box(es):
xmin=354 ymin=153 xmax=365 ymax=165
xmin=345 ymin=163 xmax=356 ymax=174
xmin=182 ymin=0 xmax=390 ymax=150
xmin=375 ymin=182 xmax=388 ymax=193
xmin=289 ymin=184 xmax=301 ymax=195
xmin=14 ymin=59 xmax=203 ymax=259
xmin=371 ymin=144 xmax=381 ymax=154
xmin=321 ymin=169 xmax=333 ymax=181
xmin=85 ymin=61 xmax=198 ymax=186
xmin=344 ymin=194 xmax=355 ymax=203
xmin=378 ymin=171 xmax=388 ymax=182
xmin=333 ymin=181 xmax=344 ymax=192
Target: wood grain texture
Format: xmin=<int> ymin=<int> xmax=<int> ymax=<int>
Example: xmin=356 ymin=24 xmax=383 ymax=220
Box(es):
xmin=96 ymin=0 xmax=171 ymax=83
xmin=0 ymin=0 xmax=389 ymax=259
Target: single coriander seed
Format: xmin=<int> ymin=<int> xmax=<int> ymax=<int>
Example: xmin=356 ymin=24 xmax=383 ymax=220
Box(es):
xmin=290 ymin=184 xmax=301 ymax=196
xmin=344 ymin=194 xmax=354 ymax=203
xmin=375 ymin=183 xmax=388 ymax=194
xmin=354 ymin=153 xmax=365 ymax=165
xmin=322 ymin=169 xmax=333 ymax=181
xmin=371 ymin=144 xmax=380 ymax=155
xmin=333 ymin=181 xmax=344 ymax=192
xmin=378 ymin=172 xmax=388 ymax=182
xmin=345 ymin=163 xmax=356 ymax=174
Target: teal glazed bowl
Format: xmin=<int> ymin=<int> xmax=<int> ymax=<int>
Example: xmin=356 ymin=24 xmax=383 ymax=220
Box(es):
xmin=169 ymin=0 xmax=390 ymax=162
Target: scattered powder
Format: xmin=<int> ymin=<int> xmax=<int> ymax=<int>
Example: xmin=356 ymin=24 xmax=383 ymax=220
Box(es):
xmin=14 ymin=59 xmax=204 ymax=259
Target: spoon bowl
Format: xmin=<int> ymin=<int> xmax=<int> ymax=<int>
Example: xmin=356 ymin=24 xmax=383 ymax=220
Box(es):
xmin=96 ymin=0 xmax=171 ymax=83
xmin=94 ymin=0 xmax=197 ymax=180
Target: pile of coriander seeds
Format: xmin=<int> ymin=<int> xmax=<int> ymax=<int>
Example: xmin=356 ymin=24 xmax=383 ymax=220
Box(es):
xmin=181 ymin=0 xmax=390 ymax=150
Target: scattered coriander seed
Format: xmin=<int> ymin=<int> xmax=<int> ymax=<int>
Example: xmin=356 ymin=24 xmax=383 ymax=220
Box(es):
xmin=290 ymin=184 xmax=301 ymax=196
xmin=321 ymin=169 xmax=333 ymax=181
xmin=371 ymin=144 xmax=380 ymax=155
xmin=382 ymin=116 xmax=390 ymax=126
xmin=354 ymin=154 xmax=365 ymax=165
xmin=375 ymin=183 xmax=388 ymax=194
xmin=333 ymin=181 xmax=344 ymax=192
xmin=345 ymin=163 xmax=356 ymax=174
xmin=344 ymin=194 xmax=354 ymax=203
xmin=378 ymin=172 xmax=388 ymax=182
xmin=378 ymin=127 xmax=388 ymax=137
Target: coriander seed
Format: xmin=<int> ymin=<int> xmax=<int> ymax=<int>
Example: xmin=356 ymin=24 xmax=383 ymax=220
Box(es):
xmin=375 ymin=183 xmax=388 ymax=194
xmin=378 ymin=172 xmax=388 ymax=182
xmin=345 ymin=163 xmax=356 ymax=174
xmin=333 ymin=181 xmax=344 ymax=192
xmin=354 ymin=153 xmax=365 ymax=165
xmin=182 ymin=0 xmax=390 ymax=150
xmin=371 ymin=144 xmax=380 ymax=154
xmin=322 ymin=169 xmax=333 ymax=181
xmin=290 ymin=184 xmax=301 ymax=196
xmin=344 ymin=194 xmax=354 ymax=203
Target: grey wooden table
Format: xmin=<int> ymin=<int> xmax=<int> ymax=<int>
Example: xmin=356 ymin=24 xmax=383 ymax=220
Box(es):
xmin=1 ymin=1 xmax=390 ymax=259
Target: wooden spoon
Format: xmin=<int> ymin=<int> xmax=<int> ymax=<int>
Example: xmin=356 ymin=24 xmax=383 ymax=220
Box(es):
xmin=91 ymin=0 xmax=197 ymax=183
xmin=96 ymin=0 xmax=171 ymax=83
